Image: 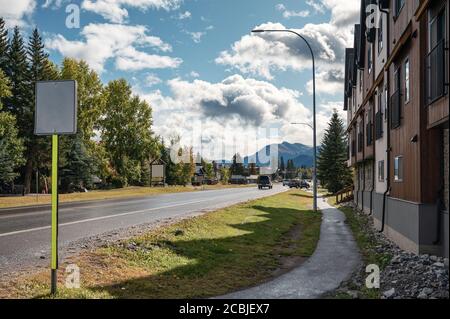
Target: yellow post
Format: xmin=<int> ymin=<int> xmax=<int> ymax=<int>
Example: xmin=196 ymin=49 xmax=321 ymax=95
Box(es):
xmin=51 ymin=134 xmax=59 ymax=294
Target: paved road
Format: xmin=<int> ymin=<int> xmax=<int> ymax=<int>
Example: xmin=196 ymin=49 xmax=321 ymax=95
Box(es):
xmin=219 ymin=196 xmax=361 ymax=299
xmin=0 ymin=185 xmax=285 ymax=274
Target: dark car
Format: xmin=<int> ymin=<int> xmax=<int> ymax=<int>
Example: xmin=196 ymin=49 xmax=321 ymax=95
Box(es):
xmin=258 ymin=175 xmax=273 ymax=190
xmin=288 ymin=179 xmax=310 ymax=189
xmin=300 ymin=180 xmax=310 ymax=189
xmin=288 ymin=179 xmax=301 ymax=188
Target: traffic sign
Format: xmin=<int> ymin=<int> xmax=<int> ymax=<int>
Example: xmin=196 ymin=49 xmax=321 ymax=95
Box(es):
xmin=34 ymin=80 xmax=78 ymax=295
xmin=35 ymin=80 xmax=77 ymax=136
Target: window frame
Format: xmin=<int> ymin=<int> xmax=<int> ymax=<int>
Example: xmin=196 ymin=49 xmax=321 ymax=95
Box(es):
xmin=378 ymin=15 xmax=384 ymax=55
xmin=378 ymin=160 xmax=385 ymax=182
xmin=394 ymin=156 xmax=404 ymax=182
xmin=394 ymin=0 xmax=405 ymax=19
xmin=404 ymin=58 xmax=410 ymax=104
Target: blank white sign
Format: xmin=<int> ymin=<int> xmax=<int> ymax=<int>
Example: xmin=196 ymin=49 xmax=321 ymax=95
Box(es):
xmin=35 ymin=80 xmax=77 ymax=136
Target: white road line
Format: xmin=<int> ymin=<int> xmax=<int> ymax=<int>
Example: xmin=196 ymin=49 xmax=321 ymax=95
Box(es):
xmin=0 ymin=198 xmax=215 ymax=238
xmin=0 ymin=187 xmax=284 ymax=238
xmin=0 ymin=188 xmax=255 ymax=220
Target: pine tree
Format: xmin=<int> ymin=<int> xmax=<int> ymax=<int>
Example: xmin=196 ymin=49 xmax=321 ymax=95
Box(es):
xmin=317 ymin=111 xmax=352 ymax=193
xmin=4 ymin=27 xmax=33 ymax=192
xmin=0 ymin=69 xmax=25 ymax=187
xmin=0 ymin=18 xmax=8 ymax=73
xmin=24 ymin=28 xmax=59 ymax=193
xmin=60 ymin=135 xmax=94 ymax=192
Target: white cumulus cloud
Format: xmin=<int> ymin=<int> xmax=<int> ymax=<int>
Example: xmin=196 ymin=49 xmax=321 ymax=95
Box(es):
xmin=81 ymin=0 xmax=183 ymax=23
xmin=0 ymin=0 xmax=36 ymax=27
xmin=45 ymin=23 xmax=182 ymax=73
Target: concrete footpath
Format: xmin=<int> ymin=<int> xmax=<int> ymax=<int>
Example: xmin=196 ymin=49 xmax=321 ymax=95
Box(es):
xmin=219 ymin=196 xmax=361 ymax=299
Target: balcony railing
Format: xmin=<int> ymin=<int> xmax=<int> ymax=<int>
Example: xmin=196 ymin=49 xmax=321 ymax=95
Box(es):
xmin=391 ymin=89 xmax=401 ymax=129
xmin=427 ymin=40 xmax=447 ymax=105
xmin=375 ymin=111 xmax=383 ymax=140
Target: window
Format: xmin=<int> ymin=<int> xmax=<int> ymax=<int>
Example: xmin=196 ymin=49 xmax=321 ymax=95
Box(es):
xmin=367 ymin=105 xmax=373 ymax=146
xmin=395 ymin=0 xmax=405 ymax=18
xmin=378 ymin=16 xmax=383 ymax=54
xmin=394 ymin=156 xmax=404 ymax=182
xmin=376 ymin=90 xmax=384 ymax=139
xmin=405 ymin=59 xmax=410 ymax=103
xmin=368 ymin=45 xmax=373 ymax=74
xmin=391 ymin=67 xmax=402 ymax=129
xmin=427 ymin=8 xmax=447 ymax=103
xmin=384 ymin=86 xmax=388 ymax=121
xmin=378 ymin=161 xmax=385 ymax=182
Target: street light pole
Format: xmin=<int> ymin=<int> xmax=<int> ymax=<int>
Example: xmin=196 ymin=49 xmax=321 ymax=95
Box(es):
xmin=252 ymin=29 xmax=318 ymax=212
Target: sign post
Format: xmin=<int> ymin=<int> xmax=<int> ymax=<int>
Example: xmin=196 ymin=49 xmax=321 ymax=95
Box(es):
xmin=51 ymin=134 xmax=59 ymax=295
xmin=35 ymin=80 xmax=77 ymax=295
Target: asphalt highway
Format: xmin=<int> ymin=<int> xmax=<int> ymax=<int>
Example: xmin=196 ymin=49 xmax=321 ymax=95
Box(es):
xmin=0 ymin=185 xmax=285 ymax=274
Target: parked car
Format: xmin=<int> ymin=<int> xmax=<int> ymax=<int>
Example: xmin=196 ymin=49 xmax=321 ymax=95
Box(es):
xmin=258 ymin=175 xmax=273 ymax=190
xmin=282 ymin=179 xmax=290 ymax=186
xmin=300 ymin=180 xmax=310 ymax=189
xmin=288 ymin=179 xmax=301 ymax=188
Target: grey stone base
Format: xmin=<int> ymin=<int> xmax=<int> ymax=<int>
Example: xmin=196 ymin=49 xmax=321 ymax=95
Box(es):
xmin=354 ymin=194 xmax=449 ymax=258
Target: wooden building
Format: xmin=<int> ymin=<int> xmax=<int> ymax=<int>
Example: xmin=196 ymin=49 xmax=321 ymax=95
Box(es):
xmin=344 ymin=0 xmax=449 ymax=257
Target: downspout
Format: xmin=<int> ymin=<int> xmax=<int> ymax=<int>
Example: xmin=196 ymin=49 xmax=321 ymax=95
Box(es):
xmin=379 ymin=2 xmax=390 ymax=233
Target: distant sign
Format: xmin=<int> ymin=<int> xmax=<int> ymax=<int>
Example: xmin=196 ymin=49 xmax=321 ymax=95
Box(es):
xmin=35 ymin=80 xmax=77 ymax=136
xmin=152 ymin=165 xmax=165 ymax=179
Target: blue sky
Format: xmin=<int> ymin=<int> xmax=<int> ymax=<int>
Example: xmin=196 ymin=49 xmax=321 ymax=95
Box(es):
xmin=1 ymin=0 xmax=360 ymax=158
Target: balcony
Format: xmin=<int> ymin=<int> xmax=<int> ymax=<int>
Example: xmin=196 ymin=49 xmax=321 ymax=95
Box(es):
xmin=391 ymin=89 xmax=401 ymax=129
xmin=375 ymin=111 xmax=383 ymax=140
xmin=427 ymin=40 xmax=447 ymax=105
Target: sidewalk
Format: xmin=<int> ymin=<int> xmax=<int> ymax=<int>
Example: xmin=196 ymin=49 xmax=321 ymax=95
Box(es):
xmin=219 ymin=196 xmax=361 ymax=299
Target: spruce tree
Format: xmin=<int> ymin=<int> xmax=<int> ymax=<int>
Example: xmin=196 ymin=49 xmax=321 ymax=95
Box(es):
xmin=317 ymin=111 xmax=352 ymax=193
xmin=0 ymin=18 xmax=8 ymax=73
xmin=4 ymin=27 xmax=33 ymax=192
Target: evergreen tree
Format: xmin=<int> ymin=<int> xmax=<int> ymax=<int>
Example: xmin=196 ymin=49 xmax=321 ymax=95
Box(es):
xmin=24 ymin=28 xmax=59 ymax=193
xmin=0 ymin=69 xmax=25 ymax=187
xmin=60 ymin=135 xmax=95 ymax=192
xmin=230 ymin=153 xmax=244 ymax=176
xmin=0 ymin=18 xmax=8 ymax=73
xmin=4 ymin=27 xmax=33 ymax=192
xmin=317 ymin=111 xmax=352 ymax=193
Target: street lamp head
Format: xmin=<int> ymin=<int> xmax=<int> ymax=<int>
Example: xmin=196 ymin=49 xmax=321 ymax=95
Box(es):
xmin=251 ymin=29 xmax=265 ymax=33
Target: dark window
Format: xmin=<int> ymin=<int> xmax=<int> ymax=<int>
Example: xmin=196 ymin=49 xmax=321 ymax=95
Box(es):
xmin=378 ymin=16 xmax=383 ymax=54
xmin=395 ymin=0 xmax=405 ymax=18
xmin=368 ymin=45 xmax=373 ymax=74
xmin=366 ymin=106 xmax=373 ymax=146
xmin=427 ymin=9 xmax=447 ymax=104
xmin=358 ymin=122 xmax=364 ymax=152
xmin=391 ymin=67 xmax=402 ymax=129
xmin=376 ymin=90 xmax=384 ymax=140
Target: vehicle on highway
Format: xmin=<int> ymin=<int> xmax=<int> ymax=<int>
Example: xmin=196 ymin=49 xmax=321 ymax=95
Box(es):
xmin=288 ymin=179 xmax=310 ymax=189
xmin=258 ymin=175 xmax=273 ymax=190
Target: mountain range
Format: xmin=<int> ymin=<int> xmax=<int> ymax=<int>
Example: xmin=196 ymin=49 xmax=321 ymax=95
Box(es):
xmin=243 ymin=142 xmax=316 ymax=168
